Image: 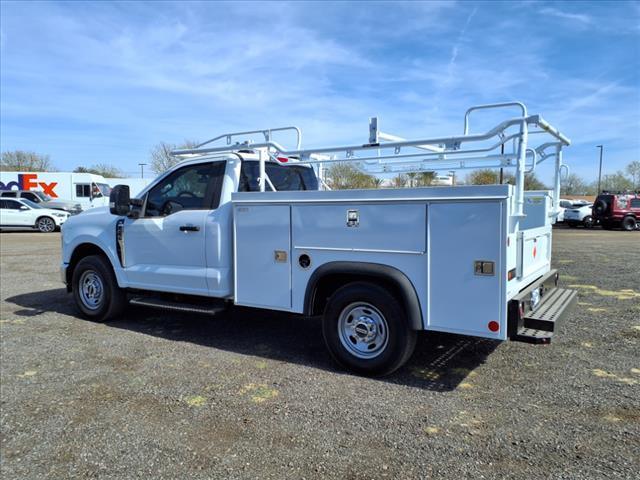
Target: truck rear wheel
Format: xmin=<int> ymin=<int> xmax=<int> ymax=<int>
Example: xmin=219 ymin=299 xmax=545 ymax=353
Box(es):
xmin=322 ymin=282 xmax=416 ymax=377
xmin=621 ymin=216 xmax=636 ymax=231
xmin=72 ymin=255 xmax=126 ymax=322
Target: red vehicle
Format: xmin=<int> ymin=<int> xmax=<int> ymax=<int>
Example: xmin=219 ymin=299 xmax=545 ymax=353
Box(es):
xmin=592 ymin=192 xmax=640 ymax=231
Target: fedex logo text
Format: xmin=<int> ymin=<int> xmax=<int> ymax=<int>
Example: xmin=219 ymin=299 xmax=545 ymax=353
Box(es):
xmin=0 ymin=174 xmax=59 ymax=198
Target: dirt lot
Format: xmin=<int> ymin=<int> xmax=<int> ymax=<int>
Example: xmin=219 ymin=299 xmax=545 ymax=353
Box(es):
xmin=1 ymin=227 xmax=638 ymax=479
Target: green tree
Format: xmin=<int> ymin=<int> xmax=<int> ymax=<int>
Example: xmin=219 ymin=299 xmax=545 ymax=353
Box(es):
xmin=1 ymin=151 xmax=54 ymax=171
xmin=326 ymin=163 xmax=378 ymax=190
xmin=74 ymin=163 xmax=122 ymax=177
xmin=466 ymin=169 xmax=499 ymax=185
xmin=467 ymin=169 xmax=547 ymax=190
xmin=626 ymin=161 xmax=640 ymax=189
xmin=150 ymin=140 xmax=200 ymax=174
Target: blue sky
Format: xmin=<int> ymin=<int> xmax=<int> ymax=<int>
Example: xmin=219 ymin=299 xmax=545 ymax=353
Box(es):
xmin=1 ymin=0 xmax=639 ymax=183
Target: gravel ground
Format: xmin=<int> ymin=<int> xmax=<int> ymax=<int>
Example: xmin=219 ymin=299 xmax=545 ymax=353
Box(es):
xmin=1 ymin=227 xmax=639 ymax=479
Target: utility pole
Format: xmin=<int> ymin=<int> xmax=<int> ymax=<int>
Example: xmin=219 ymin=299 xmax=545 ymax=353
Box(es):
xmin=138 ymin=163 xmax=147 ymax=179
xmin=596 ymin=145 xmax=603 ymax=193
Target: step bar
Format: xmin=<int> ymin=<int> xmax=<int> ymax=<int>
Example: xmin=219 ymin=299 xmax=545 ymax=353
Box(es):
xmin=129 ymin=296 xmax=226 ymax=316
xmin=508 ymin=270 xmax=578 ymax=344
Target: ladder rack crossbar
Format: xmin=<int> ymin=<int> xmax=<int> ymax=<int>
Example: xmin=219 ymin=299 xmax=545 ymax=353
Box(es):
xmin=170 ymin=102 xmax=571 ymax=218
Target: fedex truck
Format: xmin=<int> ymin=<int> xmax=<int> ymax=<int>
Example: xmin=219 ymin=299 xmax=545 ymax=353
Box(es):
xmin=0 ymin=172 xmax=111 ymax=210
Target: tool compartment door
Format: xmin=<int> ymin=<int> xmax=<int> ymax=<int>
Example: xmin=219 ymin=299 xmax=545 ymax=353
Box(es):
xmin=428 ymin=201 xmax=504 ymax=338
xmin=234 ymin=205 xmax=292 ymax=309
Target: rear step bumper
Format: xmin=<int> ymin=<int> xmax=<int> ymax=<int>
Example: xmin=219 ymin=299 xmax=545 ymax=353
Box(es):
xmin=508 ymin=270 xmax=578 ymax=344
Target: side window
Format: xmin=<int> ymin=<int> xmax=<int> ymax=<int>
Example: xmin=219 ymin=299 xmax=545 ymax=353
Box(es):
xmin=2 ymin=191 xmax=17 ymax=198
xmin=22 ymin=192 xmax=39 ymax=202
xmin=144 ymin=161 xmax=226 ymax=217
xmin=5 ymin=200 xmax=23 ymax=210
xmin=0 ymin=199 xmax=6 ymax=208
xmin=76 ymin=184 xmax=91 ymax=197
xmin=239 ymin=162 xmax=318 ymax=192
xmin=630 ymin=198 xmax=640 ymax=208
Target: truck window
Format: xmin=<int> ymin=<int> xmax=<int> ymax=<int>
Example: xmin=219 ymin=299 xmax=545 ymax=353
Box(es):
xmin=76 ymin=184 xmax=91 ymax=197
xmin=1 ymin=191 xmax=17 ymax=198
xmin=144 ymin=161 xmax=225 ymax=217
xmin=239 ymin=161 xmax=319 ymax=192
xmin=22 ymin=192 xmax=40 ymax=202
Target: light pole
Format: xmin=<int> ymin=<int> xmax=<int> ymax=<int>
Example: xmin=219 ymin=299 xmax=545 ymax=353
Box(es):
xmin=596 ymin=145 xmax=603 ymax=193
xmin=138 ymin=163 xmax=147 ymax=179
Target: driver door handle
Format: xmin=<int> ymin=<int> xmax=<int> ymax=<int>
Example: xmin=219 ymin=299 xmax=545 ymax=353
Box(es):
xmin=179 ymin=225 xmax=200 ymax=232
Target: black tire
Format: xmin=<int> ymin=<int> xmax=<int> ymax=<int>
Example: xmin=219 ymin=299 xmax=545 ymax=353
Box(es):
xmin=322 ymin=281 xmax=417 ymax=377
xmin=593 ymin=199 xmax=607 ymax=216
xmin=35 ymin=216 xmax=56 ymax=233
xmin=72 ymin=255 xmax=126 ymax=321
xmin=583 ymin=216 xmax=594 ymax=229
xmin=622 ymin=216 xmax=637 ymax=231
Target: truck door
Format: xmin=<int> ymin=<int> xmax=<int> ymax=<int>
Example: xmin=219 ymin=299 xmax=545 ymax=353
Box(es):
xmin=122 ymin=161 xmax=226 ymax=296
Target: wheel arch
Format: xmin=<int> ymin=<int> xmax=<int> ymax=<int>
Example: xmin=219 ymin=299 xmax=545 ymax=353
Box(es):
xmin=304 ymin=261 xmax=424 ymax=330
xmin=66 ymin=243 xmax=114 ymax=292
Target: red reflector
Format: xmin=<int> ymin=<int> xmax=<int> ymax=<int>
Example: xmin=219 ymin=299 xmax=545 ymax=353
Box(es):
xmin=276 ymin=156 xmax=289 ymax=163
xmin=488 ymin=321 xmax=500 ymax=332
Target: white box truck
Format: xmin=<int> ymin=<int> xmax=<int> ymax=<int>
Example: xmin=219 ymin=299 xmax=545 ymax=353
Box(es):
xmin=0 ymin=171 xmax=111 ymax=210
xmin=60 ymin=103 xmax=577 ymax=376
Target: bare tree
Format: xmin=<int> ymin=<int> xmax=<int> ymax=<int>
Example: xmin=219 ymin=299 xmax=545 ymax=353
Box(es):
xmin=391 ymin=174 xmax=408 ymax=188
xmin=74 ymin=163 xmax=123 ymax=177
xmin=596 ymin=171 xmax=634 ymax=192
xmin=150 ymin=140 xmax=199 ymax=174
xmin=560 ymin=173 xmax=588 ymax=195
xmin=1 ymin=151 xmax=55 ymax=171
xmin=626 ymin=161 xmax=640 ymax=189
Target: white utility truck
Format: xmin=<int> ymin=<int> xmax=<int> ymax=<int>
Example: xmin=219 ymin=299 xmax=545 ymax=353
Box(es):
xmin=61 ymin=103 xmax=577 ymax=376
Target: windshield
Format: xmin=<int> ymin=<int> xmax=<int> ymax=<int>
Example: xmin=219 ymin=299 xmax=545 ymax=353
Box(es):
xmin=20 ymin=199 xmax=43 ymax=209
xmin=97 ymin=183 xmax=111 ymax=195
xmin=34 ymin=191 xmax=52 ymax=202
xmin=239 ymin=161 xmax=319 ymax=192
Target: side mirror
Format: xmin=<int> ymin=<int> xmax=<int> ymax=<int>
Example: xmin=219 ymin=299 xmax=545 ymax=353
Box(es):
xmin=20 ymin=205 xmax=29 ymax=210
xmin=109 ymin=185 xmax=130 ymax=216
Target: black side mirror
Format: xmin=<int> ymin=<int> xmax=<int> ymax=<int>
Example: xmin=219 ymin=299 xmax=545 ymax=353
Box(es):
xmin=109 ymin=185 xmax=130 ymax=216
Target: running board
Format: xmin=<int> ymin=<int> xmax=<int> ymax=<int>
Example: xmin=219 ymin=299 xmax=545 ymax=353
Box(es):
xmin=129 ymin=296 xmax=226 ymax=316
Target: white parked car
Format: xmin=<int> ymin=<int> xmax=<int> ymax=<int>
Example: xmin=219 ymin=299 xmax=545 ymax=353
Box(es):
xmin=556 ymin=199 xmax=574 ymax=222
xmin=0 ymin=198 xmax=70 ymax=232
xmin=564 ymin=203 xmax=595 ymax=228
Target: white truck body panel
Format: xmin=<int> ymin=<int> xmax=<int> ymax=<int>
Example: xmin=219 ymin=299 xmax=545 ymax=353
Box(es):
xmin=230 ymin=184 xmax=547 ymax=341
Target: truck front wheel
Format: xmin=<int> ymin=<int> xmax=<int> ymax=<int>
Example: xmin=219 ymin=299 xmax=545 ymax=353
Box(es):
xmin=322 ymin=282 xmax=416 ymax=376
xmin=72 ymin=255 xmax=126 ymax=321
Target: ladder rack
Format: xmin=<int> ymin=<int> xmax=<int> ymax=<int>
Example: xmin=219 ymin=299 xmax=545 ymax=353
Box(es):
xmin=171 ymin=102 xmax=571 ymax=219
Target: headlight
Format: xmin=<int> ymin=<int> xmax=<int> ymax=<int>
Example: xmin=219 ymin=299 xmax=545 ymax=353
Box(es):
xmin=52 ymin=212 xmax=67 ymax=218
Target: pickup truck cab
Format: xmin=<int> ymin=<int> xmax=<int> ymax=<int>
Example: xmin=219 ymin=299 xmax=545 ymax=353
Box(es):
xmin=61 ymin=103 xmax=578 ymax=376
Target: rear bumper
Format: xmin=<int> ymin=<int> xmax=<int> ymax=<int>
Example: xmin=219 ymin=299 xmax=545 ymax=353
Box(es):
xmin=508 ymin=269 xmax=577 ymax=344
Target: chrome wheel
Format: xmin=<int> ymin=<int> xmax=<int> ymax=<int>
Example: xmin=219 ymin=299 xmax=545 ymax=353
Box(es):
xmin=37 ymin=217 xmax=55 ymax=233
xmin=338 ymin=302 xmax=389 ymax=359
xmin=79 ymin=270 xmax=104 ymax=311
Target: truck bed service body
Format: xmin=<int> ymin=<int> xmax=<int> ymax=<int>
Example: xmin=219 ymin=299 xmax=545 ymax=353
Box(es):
xmin=61 ymin=103 xmax=577 ymax=375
